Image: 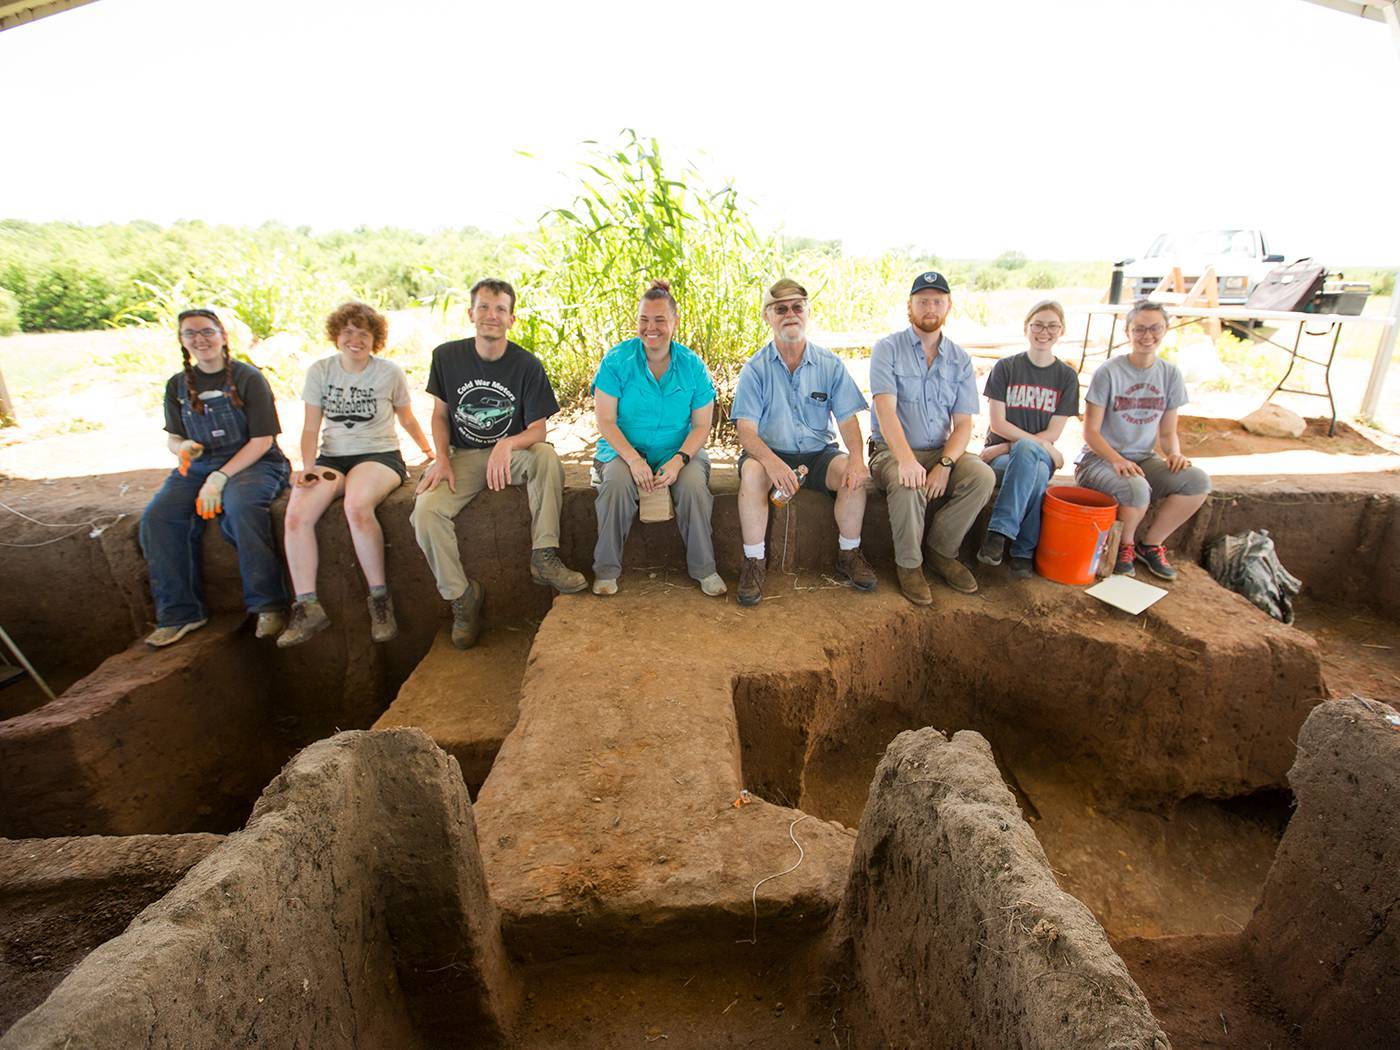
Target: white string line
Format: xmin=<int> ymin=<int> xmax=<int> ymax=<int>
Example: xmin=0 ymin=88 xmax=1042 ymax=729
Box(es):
xmin=0 ymin=499 xmax=125 ymax=547
xmin=738 ymin=813 xmax=810 ymax=945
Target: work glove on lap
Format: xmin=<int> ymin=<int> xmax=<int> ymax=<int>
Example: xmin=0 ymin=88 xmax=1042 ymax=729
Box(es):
xmin=197 ymin=470 xmax=228 ymax=520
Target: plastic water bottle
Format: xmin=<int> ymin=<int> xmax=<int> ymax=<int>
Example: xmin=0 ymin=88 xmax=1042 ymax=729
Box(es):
xmin=770 ymin=465 xmax=808 ymax=507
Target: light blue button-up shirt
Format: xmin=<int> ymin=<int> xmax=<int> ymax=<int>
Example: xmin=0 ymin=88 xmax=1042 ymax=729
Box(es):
xmin=730 ymin=340 xmax=868 ymax=454
xmin=868 ymin=327 xmax=980 ymax=449
xmin=592 ymin=338 xmax=715 ymax=469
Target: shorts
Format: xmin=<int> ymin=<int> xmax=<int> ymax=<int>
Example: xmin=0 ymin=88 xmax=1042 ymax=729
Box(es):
xmin=314 ymin=449 xmax=408 ymax=483
xmin=1075 ymin=452 xmax=1211 ymax=508
xmin=738 ymin=443 xmax=843 ymax=498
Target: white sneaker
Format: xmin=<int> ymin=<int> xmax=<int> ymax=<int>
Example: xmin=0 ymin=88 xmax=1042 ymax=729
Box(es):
xmin=698 ymin=573 xmax=727 ymax=597
xmin=592 ymin=578 xmax=618 ymax=596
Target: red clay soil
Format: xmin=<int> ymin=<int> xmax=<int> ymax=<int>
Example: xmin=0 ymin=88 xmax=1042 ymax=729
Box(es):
xmin=1177 ymin=414 xmax=1391 ymax=458
xmin=1290 ymin=596 xmax=1400 ymax=700
xmin=373 ymin=623 xmax=537 ymax=797
xmin=473 ymin=558 xmax=1324 ymax=964
xmin=1114 ymin=933 xmax=1301 ymax=1049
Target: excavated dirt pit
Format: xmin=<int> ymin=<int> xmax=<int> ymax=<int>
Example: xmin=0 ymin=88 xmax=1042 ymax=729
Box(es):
xmin=2 ymin=469 xmax=1398 ymax=1048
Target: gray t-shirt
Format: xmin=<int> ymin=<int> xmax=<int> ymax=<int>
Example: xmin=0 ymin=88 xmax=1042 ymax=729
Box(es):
xmin=302 ymin=354 xmax=411 ymax=456
xmin=1080 ymin=355 xmax=1188 ymax=462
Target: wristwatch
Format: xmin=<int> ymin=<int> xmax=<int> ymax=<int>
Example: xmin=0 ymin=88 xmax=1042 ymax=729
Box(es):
xmin=677 ymin=451 xmax=691 ymax=465
xmin=938 ymin=456 xmax=955 ymax=469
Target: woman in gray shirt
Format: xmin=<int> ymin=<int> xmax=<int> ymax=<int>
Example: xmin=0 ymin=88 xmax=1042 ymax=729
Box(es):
xmin=277 ymin=302 xmax=433 ymax=647
xmin=1076 ymin=301 xmax=1211 ymax=580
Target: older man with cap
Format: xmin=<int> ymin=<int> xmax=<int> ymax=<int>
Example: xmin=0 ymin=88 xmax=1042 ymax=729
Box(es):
xmin=868 ymin=271 xmax=995 ymax=605
xmin=730 ymin=277 xmax=876 ymax=607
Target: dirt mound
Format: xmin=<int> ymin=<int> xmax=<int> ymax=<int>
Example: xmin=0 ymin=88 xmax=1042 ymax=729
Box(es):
xmin=0 ymin=833 xmax=222 ymax=1033
xmin=1 ymin=729 xmax=517 ymax=1049
xmin=835 ymin=727 xmax=1168 ymax=1049
xmin=1245 ymin=696 xmax=1400 ymax=1048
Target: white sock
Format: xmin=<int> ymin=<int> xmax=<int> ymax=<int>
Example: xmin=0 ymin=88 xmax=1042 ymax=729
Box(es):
xmin=838 ymin=534 xmax=861 ymax=551
xmin=743 ymin=542 xmax=765 ymax=559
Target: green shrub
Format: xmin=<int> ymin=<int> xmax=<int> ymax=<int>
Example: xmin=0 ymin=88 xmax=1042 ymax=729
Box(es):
xmin=0 ymin=286 xmax=18 ymax=336
xmin=1025 ymin=267 xmax=1058 ymax=290
xmin=972 ymin=267 xmax=1009 ymax=291
xmin=994 ymin=250 xmax=1028 ymax=270
xmin=505 ymin=131 xmax=781 ymax=407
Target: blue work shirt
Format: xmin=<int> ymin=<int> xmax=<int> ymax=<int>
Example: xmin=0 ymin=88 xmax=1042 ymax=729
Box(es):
xmin=592 ymin=338 xmax=716 ymax=469
xmin=869 ymin=327 xmax=980 ymax=449
xmin=731 ymin=340 xmax=868 ymax=454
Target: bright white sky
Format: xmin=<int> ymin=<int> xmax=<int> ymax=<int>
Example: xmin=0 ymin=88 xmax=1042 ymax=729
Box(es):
xmin=1 ymin=0 xmax=1396 ymax=263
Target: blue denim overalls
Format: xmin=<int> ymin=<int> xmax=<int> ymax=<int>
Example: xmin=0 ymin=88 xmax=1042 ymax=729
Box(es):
xmin=138 ymin=371 xmax=290 ymax=627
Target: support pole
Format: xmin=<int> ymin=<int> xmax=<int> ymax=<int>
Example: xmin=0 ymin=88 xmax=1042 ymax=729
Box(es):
xmin=1358 ymin=270 xmax=1400 ymax=421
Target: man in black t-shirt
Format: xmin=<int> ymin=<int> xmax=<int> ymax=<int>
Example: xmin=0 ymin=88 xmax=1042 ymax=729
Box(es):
xmin=410 ymin=278 xmax=586 ymax=649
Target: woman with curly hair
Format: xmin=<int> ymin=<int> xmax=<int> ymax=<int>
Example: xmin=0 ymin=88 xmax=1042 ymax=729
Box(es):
xmin=139 ymin=308 xmax=291 ymax=647
xmin=277 ymin=301 xmax=433 ymax=646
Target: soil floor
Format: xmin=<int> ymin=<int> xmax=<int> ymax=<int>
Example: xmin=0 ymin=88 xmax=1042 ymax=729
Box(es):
xmin=1115 ymin=934 xmax=1302 ymax=1050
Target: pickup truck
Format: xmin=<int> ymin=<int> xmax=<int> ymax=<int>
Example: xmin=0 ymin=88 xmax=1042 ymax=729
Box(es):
xmin=1121 ymin=229 xmax=1285 ymax=305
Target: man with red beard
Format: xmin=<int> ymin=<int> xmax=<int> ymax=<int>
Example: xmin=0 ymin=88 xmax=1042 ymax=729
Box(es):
xmin=868 ymin=272 xmax=995 ymax=605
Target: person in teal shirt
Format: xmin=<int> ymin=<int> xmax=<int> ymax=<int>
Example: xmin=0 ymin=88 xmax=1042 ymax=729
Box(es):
xmin=591 ymin=279 xmax=725 ymax=597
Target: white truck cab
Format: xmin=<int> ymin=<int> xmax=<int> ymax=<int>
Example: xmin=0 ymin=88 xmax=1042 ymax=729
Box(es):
xmin=1122 ymin=229 xmax=1285 ymax=305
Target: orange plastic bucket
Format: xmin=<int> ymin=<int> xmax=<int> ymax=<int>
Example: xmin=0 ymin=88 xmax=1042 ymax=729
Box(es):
xmin=1034 ymin=485 xmax=1119 ymax=585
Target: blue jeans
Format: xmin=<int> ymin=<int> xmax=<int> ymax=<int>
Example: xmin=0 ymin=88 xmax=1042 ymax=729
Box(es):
xmin=139 ymin=456 xmax=290 ymax=626
xmin=988 ymin=439 xmax=1054 ymax=559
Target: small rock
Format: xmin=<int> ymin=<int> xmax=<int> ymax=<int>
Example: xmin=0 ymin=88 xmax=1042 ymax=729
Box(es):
xmin=1241 ymin=403 xmax=1305 ymax=439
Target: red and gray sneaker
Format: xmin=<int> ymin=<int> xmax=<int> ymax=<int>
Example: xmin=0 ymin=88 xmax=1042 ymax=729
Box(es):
xmin=1134 ymin=543 xmax=1177 ymax=580
xmin=1114 ymin=543 xmax=1137 ymax=577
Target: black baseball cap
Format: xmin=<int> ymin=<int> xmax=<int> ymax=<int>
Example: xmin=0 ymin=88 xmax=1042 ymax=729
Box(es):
xmin=909 ymin=271 xmax=951 ymax=295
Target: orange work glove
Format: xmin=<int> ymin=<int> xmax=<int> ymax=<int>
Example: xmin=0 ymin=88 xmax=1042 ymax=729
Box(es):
xmin=196 ymin=470 xmax=228 ymax=520
xmin=177 ymin=440 xmax=205 ymax=476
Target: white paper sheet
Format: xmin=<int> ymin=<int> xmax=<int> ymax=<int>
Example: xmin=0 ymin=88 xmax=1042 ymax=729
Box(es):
xmin=1084 ymin=575 xmax=1169 ymax=615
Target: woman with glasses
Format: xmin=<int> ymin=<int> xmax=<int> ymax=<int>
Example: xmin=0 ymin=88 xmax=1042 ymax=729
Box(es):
xmin=1076 ymin=300 xmax=1211 ymax=579
xmin=276 ymin=302 xmax=433 ymax=647
xmin=976 ymin=299 xmax=1082 ymax=578
xmin=589 ymin=279 xmax=725 ymax=597
xmin=138 ymin=309 xmax=291 ymax=647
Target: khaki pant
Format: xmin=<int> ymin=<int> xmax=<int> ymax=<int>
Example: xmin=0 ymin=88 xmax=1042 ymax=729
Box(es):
xmin=870 ymin=444 xmax=996 ymax=568
xmin=591 ymin=452 xmax=716 ymax=581
xmin=410 ymin=443 xmax=564 ymax=600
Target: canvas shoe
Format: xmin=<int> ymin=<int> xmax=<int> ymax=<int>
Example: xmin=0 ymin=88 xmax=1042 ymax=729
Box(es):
xmin=144 ymin=618 xmax=208 ymax=648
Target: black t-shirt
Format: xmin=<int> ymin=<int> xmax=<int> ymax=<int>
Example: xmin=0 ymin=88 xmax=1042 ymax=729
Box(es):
xmin=163 ymin=359 xmax=281 ymax=439
xmin=426 ymin=338 xmax=560 ymax=450
xmin=983 ymin=352 xmax=1080 ymax=446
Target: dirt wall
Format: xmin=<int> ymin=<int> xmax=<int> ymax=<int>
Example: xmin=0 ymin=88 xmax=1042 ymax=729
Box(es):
xmin=835 ymin=727 xmax=1168 ymax=1049
xmin=0 ymin=729 xmax=518 ymax=1050
xmin=0 ymin=833 xmax=223 ymax=1035
xmin=1245 ymin=697 xmax=1400 ymax=1049
xmin=0 ymin=616 xmax=286 ymax=838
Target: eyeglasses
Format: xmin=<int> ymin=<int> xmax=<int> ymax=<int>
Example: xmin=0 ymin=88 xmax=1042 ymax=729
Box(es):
xmin=1028 ymin=322 xmax=1063 ymax=334
xmin=770 ymin=301 xmax=806 ymax=316
xmin=1129 ymin=324 xmax=1167 ymax=336
xmin=180 ymin=327 xmax=220 ymax=340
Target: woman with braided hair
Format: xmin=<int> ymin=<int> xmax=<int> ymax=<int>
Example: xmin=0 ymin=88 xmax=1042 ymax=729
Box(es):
xmin=138 ymin=308 xmax=291 ymax=647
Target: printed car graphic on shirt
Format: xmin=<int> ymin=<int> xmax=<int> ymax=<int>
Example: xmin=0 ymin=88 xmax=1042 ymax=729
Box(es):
xmin=456 ymin=393 xmax=513 ymax=430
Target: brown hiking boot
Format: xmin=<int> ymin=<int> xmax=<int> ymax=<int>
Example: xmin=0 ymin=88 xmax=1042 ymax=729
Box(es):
xmin=254 ymin=611 xmax=286 ymax=638
xmin=367 ymin=592 xmax=398 ymax=643
xmin=897 ymin=565 xmax=933 ymax=606
xmin=926 ymin=551 xmax=979 ymax=594
xmin=835 ymin=546 xmax=878 ymax=593
xmin=449 ymin=580 xmax=485 ymax=650
xmin=276 ymin=601 xmax=330 ymax=648
xmin=530 ymin=547 xmax=587 ymax=594
xmin=737 ymin=556 xmax=766 ymax=607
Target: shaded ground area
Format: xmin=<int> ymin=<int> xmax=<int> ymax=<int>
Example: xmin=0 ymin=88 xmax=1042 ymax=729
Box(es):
xmin=0 ymin=833 xmax=222 ymax=1032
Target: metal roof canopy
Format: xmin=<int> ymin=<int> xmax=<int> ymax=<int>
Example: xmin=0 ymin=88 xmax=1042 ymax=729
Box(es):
xmin=1 ymin=0 xmax=1397 ymax=420
xmin=0 ymin=0 xmax=96 ymax=32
